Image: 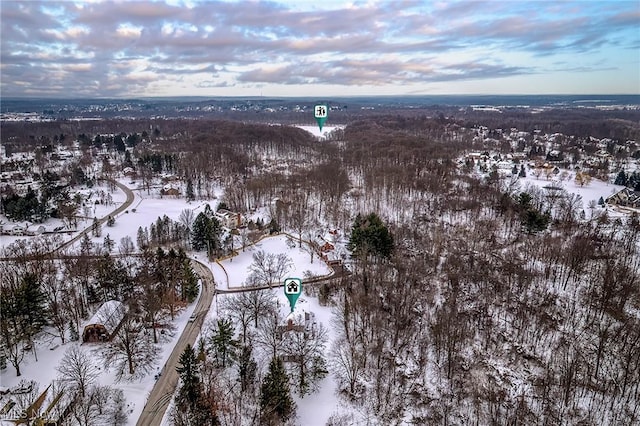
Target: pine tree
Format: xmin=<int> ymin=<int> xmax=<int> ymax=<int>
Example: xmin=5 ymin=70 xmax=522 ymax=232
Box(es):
xmin=69 ymin=321 xmax=79 ymax=341
xmin=17 ymin=273 xmax=48 ymax=359
xmin=210 ymin=318 xmax=238 ymax=368
xmin=176 ymin=344 xmax=201 ymax=408
xmin=103 ymin=234 xmax=115 ymax=252
xmin=181 ymin=261 xmax=199 ymax=303
xmin=191 ymin=213 xmax=221 ymax=257
xmin=268 ymin=219 xmax=280 ymax=234
xmin=191 ymin=213 xmax=210 ymax=251
xmin=92 ymin=217 xmax=101 ymax=237
xmin=136 ymin=226 xmax=147 ymax=250
xmin=186 ymin=179 xmax=195 ymax=202
xmin=348 ymin=213 xmax=394 ymax=259
xmin=175 ymin=344 xmax=218 ymax=425
xmin=614 ymin=170 xmax=628 ymax=186
xmin=260 ymin=356 xmax=295 ymax=424
xmin=519 ymin=164 xmax=526 ymax=177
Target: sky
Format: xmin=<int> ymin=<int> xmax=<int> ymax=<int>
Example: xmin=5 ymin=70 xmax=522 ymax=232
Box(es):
xmin=1 ymin=0 xmax=639 ymax=98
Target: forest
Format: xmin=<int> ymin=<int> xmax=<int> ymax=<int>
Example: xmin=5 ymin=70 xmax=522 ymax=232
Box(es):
xmin=1 ymin=110 xmax=639 ymax=425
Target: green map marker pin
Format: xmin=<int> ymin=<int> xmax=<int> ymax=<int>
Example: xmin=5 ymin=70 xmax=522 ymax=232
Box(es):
xmin=314 ymin=104 xmax=328 ymax=132
xmin=284 ymin=278 xmax=302 ymax=313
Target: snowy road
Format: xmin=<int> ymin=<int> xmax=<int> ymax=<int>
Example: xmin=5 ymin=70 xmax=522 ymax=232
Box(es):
xmin=56 ymin=178 xmax=135 ymax=253
xmin=136 ymin=255 xmax=347 ymax=425
xmin=136 ymin=259 xmax=216 ymax=426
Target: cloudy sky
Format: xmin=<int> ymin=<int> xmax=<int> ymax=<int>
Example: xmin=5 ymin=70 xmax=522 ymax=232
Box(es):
xmin=1 ymin=0 xmax=639 ymax=98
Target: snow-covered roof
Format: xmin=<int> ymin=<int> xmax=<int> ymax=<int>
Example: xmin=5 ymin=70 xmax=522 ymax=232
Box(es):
xmin=86 ymin=300 xmax=127 ymax=332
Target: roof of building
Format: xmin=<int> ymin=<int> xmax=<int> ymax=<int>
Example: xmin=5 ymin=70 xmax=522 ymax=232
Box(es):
xmin=85 ymin=300 xmax=127 ymax=331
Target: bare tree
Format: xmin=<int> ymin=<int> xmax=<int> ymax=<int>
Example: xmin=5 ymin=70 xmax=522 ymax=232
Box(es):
xmin=179 ymin=208 xmax=195 ymax=246
xmin=281 ymin=319 xmax=328 ymax=396
xmin=330 ymin=336 xmax=363 ymax=398
xmin=56 ymin=346 xmax=99 ymax=397
xmin=255 ymin=308 xmax=285 ymax=360
xmin=247 ymin=250 xmax=292 ymax=288
xmin=118 ymin=236 xmax=135 ymax=256
xmin=70 ymin=384 xmax=125 ymax=426
xmin=101 ymin=314 xmax=159 ymax=381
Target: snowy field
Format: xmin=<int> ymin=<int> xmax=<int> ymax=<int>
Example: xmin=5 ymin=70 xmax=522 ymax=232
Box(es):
xmin=213 ymin=234 xmax=332 ymax=288
xmin=518 ymin=172 xmax=625 ymax=211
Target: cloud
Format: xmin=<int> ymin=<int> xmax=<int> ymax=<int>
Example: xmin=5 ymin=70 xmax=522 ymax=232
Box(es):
xmin=1 ymin=0 xmax=638 ymax=97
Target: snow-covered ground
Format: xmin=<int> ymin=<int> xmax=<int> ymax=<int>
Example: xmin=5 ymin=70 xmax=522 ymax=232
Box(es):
xmin=0 ymin=182 xmax=129 ymax=249
xmin=1 ymin=180 xmax=341 ymax=425
xmin=295 ymin=125 xmax=344 ymax=139
xmin=0 ymin=283 xmax=200 ymax=426
xmin=518 ymin=172 xmax=625 ymax=211
xmin=213 ymin=234 xmax=332 ymax=288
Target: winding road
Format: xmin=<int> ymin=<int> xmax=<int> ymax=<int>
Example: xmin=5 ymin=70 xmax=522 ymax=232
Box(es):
xmin=3 ymin=181 xmax=343 ymax=425
xmin=56 ymin=179 xmax=135 ymax=253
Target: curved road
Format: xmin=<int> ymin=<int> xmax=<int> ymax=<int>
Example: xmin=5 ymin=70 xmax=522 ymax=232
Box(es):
xmin=57 ymin=179 xmax=135 ymax=253
xmin=136 ymin=260 xmax=216 ymax=426
xmin=135 ymin=256 xmax=346 ymax=426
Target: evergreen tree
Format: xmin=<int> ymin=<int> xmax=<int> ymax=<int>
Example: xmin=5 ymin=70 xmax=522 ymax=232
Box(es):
xmin=268 ymin=219 xmax=280 ymax=234
xmin=15 ymin=273 xmax=48 ymax=359
xmin=191 ymin=213 xmax=221 ymax=257
xmin=80 ymin=233 xmax=93 ymax=255
xmin=598 ymin=196 xmax=605 ymax=206
xmin=614 ymin=170 xmax=628 ymax=186
xmin=522 ymin=209 xmax=551 ymax=234
xmin=17 ymin=273 xmax=46 ymax=328
xmin=210 ymin=318 xmax=238 ymax=368
xmin=181 ymin=260 xmax=199 ymax=303
xmin=260 ymin=356 xmax=295 ymax=425
xmin=186 ymin=179 xmax=195 ymax=202
xmin=103 ymin=234 xmax=115 ymax=252
xmin=176 ymin=344 xmax=201 ymax=408
xmin=136 ymin=227 xmax=146 ymax=250
xmin=347 ymin=213 xmax=394 ymax=259
xmin=92 ymin=217 xmax=101 ymax=237
xmin=191 ymin=212 xmax=210 ymax=251
xmin=69 ymin=321 xmax=79 ymax=341
xmin=175 ymin=344 xmax=218 ymax=425
xmin=519 ymin=164 xmax=526 ymax=177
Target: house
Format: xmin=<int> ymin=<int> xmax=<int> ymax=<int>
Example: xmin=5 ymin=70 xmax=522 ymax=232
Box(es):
xmin=82 ymin=300 xmax=127 ymax=343
xmin=215 ymin=209 xmax=244 ymax=229
xmin=277 ymin=311 xmax=319 ymax=363
xmin=320 ymin=242 xmax=334 ymax=252
xmin=606 ymin=188 xmax=640 ymax=208
xmin=160 ymin=184 xmax=180 ymax=197
xmin=7 ymin=224 xmax=26 ymax=236
xmin=26 ymin=224 xmax=46 ymax=236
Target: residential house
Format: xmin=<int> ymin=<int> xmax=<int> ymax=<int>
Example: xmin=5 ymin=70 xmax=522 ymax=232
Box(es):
xmin=606 ymin=188 xmax=640 ymax=208
xmin=215 ymin=209 xmax=244 ymax=229
xmin=82 ymin=300 xmax=127 ymax=343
